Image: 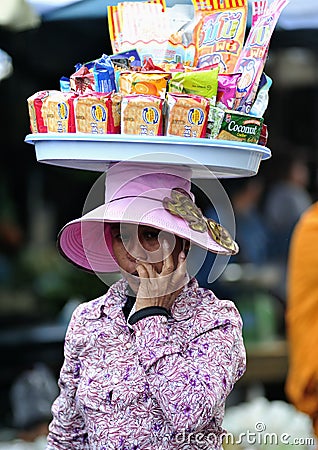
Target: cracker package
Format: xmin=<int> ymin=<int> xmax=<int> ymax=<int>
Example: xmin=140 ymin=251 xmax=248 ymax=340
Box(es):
xmin=217 ymin=110 xmax=263 ymax=143
xmin=192 ymin=0 xmax=248 ymax=73
xmin=27 ymin=90 xmax=60 ymax=133
xmin=165 ymin=92 xmax=209 ymax=138
xmin=121 ymin=94 xmax=163 ymax=136
xmin=74 ymin=92 xmax=120 ymax=134
xmin=45 ymin=92 xmax=77 ymax=133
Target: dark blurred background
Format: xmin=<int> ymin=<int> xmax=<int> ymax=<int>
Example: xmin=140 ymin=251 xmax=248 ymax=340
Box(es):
xmin=1 ymin=0 xmax=318 ymax=444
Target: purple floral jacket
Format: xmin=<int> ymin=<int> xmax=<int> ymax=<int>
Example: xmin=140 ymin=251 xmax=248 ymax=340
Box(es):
xmin=46 ymin=278 xmax=246 ymax=450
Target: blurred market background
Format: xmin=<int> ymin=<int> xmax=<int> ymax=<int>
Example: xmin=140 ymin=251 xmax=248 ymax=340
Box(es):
xmin=1 ymin=0 xmax=318 ymax=448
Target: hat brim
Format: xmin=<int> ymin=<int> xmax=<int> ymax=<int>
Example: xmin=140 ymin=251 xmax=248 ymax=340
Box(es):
xmin=58 ymin=196 xmax=237 ymax=273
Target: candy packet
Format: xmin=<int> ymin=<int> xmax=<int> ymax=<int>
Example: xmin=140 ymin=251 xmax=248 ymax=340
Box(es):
xmin=192 ymin=0 xmax=248 ymax=73
xmin=233 ymin=0 xmax=289 ymax=113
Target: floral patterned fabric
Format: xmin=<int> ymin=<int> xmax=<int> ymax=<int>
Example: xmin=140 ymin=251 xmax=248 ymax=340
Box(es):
xmin=46 ymin=278 xmax=246 ymax=450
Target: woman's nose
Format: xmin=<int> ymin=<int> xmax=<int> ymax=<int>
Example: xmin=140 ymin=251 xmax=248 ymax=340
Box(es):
xmin=126 ymin=238 xmax=147 ymax=261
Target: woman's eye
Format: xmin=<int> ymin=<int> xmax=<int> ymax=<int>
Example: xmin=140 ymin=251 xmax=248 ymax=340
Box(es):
xmin=144 ymin=232 xmax=159 ymax=241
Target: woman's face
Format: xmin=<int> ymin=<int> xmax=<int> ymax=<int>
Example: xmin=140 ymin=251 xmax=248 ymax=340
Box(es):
xmin=110 ymin=223 xmax=185 ymax=293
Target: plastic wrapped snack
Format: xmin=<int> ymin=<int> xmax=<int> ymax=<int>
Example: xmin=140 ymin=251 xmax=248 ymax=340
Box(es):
xmin=119 ymin=71 xmax=171 ymax=97
xmin=165 ymin=92 xmax=209 ymax=138
xmin=192 ymin=0 xmax=248 ymax=73
xmin=45 ymin=91 xmax=77 ymax=133
xmin=216 ymin=73 xmax=242 ymax=110
xmin=121 ymin=94 xmax=163 ymax=135
xmin=217 ymin=110 xmax=263 ymax=143
xmin=74 ymin=92 xmax=120 ymax=134
xmin=206 ymin=105 xmax=225 ymax=139
xmin=168 ymin=66 xmax=219 ymax=104
xmin=234 ymin=0 xmax=289 ymax=112
xmin=27 ymin=90 xmax=59 ymax=133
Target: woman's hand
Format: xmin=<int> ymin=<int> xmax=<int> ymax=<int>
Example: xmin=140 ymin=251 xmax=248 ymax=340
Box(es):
xmin=135 ymin=240 xmax=189 ymax=312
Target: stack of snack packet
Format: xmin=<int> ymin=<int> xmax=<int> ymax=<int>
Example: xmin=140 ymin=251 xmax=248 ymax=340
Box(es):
xmin=27 ymin=0 xmax=289 ymax=146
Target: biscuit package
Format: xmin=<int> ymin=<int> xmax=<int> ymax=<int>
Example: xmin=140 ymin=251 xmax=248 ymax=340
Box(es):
xmin=27 ymin=90 xmax=59 ymax=133
xmin=165 ymin=92 xmax=209 ymax=138
xmin=45 ymin=92 xmax=77 ymax=133
xmin=121 ymin=94 xmax=164 ymax=136
xmin=217 ymin=110 xmax=263 ymax=143
xmin=74 ymin=92 xmax=120 ymax=134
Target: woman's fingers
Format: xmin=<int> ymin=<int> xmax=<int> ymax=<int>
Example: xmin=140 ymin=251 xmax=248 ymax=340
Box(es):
xmin=172 ymin=250 xmax=189 ymax=289
xmin=136 ymin=262 xmax=156 ymax=278
xmin=161 ymin=239 xmax=175 ymax=276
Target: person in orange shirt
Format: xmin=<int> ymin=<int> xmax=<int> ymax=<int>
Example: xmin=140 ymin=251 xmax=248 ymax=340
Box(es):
xmin=285 ymin=201 xmax=318 ymax=439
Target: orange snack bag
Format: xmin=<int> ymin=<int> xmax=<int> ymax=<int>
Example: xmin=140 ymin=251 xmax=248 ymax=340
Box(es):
xmin=45 ymin=92 xmax=77 ymax=133
xmin=192 ymin=0 xmax=248 ymax=73
xmin=121 ymin=94 xmax=163 ymax=136
xmin=74 ymin=92 xmax=120 ymax=134
xmin=27 ymin=90 xmax=59 ymax=133
xmin=119 ymin=71 xmax=170 ymax=98
xmin=165 ymin=92 xmax=209 ymax=138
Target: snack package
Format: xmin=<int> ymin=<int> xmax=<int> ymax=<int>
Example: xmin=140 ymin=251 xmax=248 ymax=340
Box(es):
xmin=27 ymin=90 xmax=59 ymax=133
xmin=74 ymin=92 xmax=120 ymax=134
xmin=165 ymin=92 xmax=209 ymax=138
xmin=109 ymin=0 xmax=196 ymax=65
xmin=234 ymin=0 xmax=289 ymax=112
xmin=70 ymin=65 xmax=95 ymax=94
xmin=169 ymin=66 xmax=219 ymax=104
xmin=111 ymin=92 xmax=122 ymax=132
xmin=45 ymin=92 xmax=77 ymax=133
xmin=258 ymin=123 xmax=268 ymax=146
xmin=92 ymin=54 xmax=116 ymax=93
xmin=60 ymin=77 xmax=71 ymax=92
xmin=113 ymin=1 xmax=172 ymax=64
xmin=192 ymin=0 xmax=248 ymax=73
xmin=206 ymin=105 xmax=225 ymax=139
xmin=217 ymin=110 xmax=263 ymax=143
xmin=216 ymin=73 xmax=242 ymax=110
xmin=119 ymin=71 xmax=170 ymax=97
xmin=249 ymin=73 xmax=272 ymax=117
xmin=121 ymin=94 xmax=163 ymax=135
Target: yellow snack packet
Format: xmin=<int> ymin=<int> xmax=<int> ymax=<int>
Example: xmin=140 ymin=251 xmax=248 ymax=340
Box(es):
xmin=192 ymin=0 xmax=248 ymax=73
xmin=119 ymin=71 xmax=171 ymax=98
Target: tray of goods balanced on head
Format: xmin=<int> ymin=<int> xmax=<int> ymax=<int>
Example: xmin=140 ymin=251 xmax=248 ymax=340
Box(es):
xmin=25 ymin=0 xmax=289 ymax=178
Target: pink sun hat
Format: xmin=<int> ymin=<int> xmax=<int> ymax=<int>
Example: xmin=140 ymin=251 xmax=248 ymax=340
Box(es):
xmin=57 ymin=161 xmax=239 ymax=273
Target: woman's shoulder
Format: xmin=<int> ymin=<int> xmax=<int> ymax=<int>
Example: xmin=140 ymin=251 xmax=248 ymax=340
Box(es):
xmin=69 ymin=279 xmax=128 ymax=322
xmin=196 ymin=286 xmax=243 ymax=327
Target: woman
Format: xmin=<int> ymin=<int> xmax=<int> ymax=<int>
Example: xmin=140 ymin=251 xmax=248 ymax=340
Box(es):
xmin=47 ymin=162 xmax=246 ymax=450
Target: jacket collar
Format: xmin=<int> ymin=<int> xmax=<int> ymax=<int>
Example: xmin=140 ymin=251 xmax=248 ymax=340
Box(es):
xmin=84 ymin=277 xmax=199 ymax=322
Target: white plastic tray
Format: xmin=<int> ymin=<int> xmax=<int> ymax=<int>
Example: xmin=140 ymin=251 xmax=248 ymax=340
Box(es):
xmin=25 ymin=133 xmax=271 ymax=178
